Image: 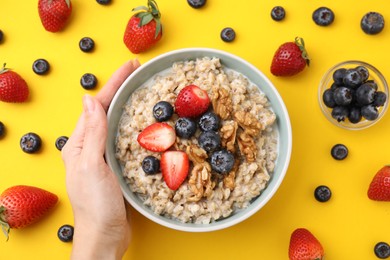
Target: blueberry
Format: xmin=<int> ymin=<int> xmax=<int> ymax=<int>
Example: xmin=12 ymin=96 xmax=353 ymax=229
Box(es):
xmin=80 ymin=73 xmax=98 ymax=90
xmin=323 ymin=89 xmax=336 ymax=108
xmin=79 ymin=37 xmax=95 ymax=52
xmin=361 ymin=104 xmax=379 ymax=121
xmin=271 ymin=6 xmax=286 ymax=21
xmin=374 ymin=91 xmax=387 ymax=107
xmin=198 ymin=131 xmax=221 ymax=153
xmin=355 ymin=65 xmax=369 ymax=82
xmin=333 ymin=87 xmax=352 ymax=106
xmin=0 ymin=121 xmax=5 ymax=138
xmin=343 ymin=69 xmax=363 ymax=88
xmin=142 ymin=156 xmax=160 ymax=174
xmin=374 ymin=242 xmax=390 ymax=259
xmin=20 ymin=132 xmax=42 ymax=154
xmin=0 ymin=30 xmax=4 ymax=43
xmin=331 ymin=106 xmax=349 ymax=122
xmin=57 ymin=224 xmax=74 ymax=242
xmin=348 ymin=107 xmax=362 ymax=124
xmin=312 ymin=7 xmax=335 ymax=26
xmin=96 ymin=0 xmax=112 ymax=5
xmin=153 ymin=101 xmax=174 ymax=122
xmin=210 ymin=149 xmax=235 ymax=174
xmin=331 ymin=144 xmax=348 ymax=160
xmin=355 ymin=83 xmax=376 ymax=105
xmin=32 ymin=59 xmax=50 ymax=75
xmin=187 ymin=0 xmax=206 ymax=9
xmin=314 ymin=185 xmax=332 ymax=202
xmin=365 ymin=80 xmax=378 ymax=91
xmin=361 ymin=12 xmax=385 ymax=35
xmin=220 ymin=27 xmax=236 ymax=42
xmin=175 ymin=117 xmax=197 ymax=139
xmin=332 ymin=68 xmax=347 ymax=85
xmin=55 ymin=136 xmax=68 ymax=151
xmin=199 ymin=112 xmax=220 ymax=132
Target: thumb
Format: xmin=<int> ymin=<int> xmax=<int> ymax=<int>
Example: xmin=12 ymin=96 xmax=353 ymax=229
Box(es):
xmin=81 ymin=94 xmax=108 ymax=159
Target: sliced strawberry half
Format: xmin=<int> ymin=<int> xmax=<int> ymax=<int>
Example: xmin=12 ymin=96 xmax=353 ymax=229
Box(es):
xmin=137 ymin=122 xmax=176 ymax=152
xmin=161 ymin=151 xmax=189 ymax=190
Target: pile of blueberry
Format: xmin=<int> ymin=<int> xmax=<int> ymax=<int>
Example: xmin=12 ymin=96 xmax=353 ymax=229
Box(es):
xmin=141 ymin=100 xmax=235 ymax=175
xmin=322 ymin=65 xmax=387 ymax=123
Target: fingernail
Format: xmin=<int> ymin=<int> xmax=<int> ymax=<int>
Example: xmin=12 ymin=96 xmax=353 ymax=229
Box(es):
xmin=131 ymin=59 xmax=140 ymax=67
xmin=82 ymin=94 xmax=95 ymax=113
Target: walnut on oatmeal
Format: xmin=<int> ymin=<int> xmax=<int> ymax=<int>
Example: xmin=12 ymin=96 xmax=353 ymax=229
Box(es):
xmin=211 ymin=86 xmax=233 ymax=120
xmin=220 ymin=121 xmax=238 ymax=153
xmin=186 ymin=144 xmax=215 ymax=202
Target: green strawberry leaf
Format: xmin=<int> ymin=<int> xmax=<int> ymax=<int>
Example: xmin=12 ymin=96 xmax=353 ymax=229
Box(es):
xmin=0 ymin=63 xmax=9 ymax=75
xmin=0 ymin=206 xmax=10 ymax=241
xmin=132 ymin=6 xmax=149 ymax=12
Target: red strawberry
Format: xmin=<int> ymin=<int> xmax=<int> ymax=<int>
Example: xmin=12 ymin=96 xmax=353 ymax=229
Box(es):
xmin=0 ymin=64 xmax=29 ymax=103
xmin=123 ymin=0 xmax=162 ymax=54
xmin=175 ymin=85 xmax=210 ymax=118
xmin=368 ymin=165 xmax=390 ymax=201
xmin=289 ymin=228 xmax=324 ymax=260
xmin=161 ymin=151 xmax=189 ymax=190
xmin=270 ymin=37 xmax=310 ymax=77
xmin=38 ymin=0 xmax=72 ymax=32
xmin=0 ymin=185 xmax=58 ymax=240
xmin=137 ymin=122 xmax=176 ymax=152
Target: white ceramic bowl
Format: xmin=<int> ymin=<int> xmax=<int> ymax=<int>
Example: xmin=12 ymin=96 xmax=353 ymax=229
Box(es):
xmin=105 ymin=48 xmax=292 ymax=232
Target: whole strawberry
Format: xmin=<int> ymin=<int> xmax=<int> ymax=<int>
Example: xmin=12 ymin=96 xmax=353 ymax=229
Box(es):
xmin=175 ymin=85 xmax=210 ymax=118
xmin=123 ymin=0 xmax=162 ymax=54
xmin=38 ymin=0 xmax=72 ymax=32
xmin=0 ymin=64 xmax=29 ymax=103
xmin=0 ymin=185 xmax=58 ymax=240
xmin=368 ymin=165 xmax=390 ymax=201
xmin=271 ymin=37 xmax=310 ymax=77
xmin=289 ymin=228 xmax=324 ymax=260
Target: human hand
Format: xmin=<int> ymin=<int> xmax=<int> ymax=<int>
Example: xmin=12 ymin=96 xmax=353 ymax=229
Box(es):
xmin=61 ymin=59 xmax=140 ymax=260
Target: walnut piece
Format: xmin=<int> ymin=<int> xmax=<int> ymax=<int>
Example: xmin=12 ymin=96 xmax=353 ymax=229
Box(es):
xmin=220 ymin=121 xmax=238 ymax=152
xmin=188 ymin=163 xmax=215 ymax=202
xmin=186 ymin=144 xmax=208 ymax=164
xmin=234 ymin=110 xmax=262 ymax=137
xmin=186 ymin=144 xmax=215 ymax=202
xmin=237 ymin=131 xmax=257 ymax=162
xmin=223 ymin=161 xmax=239 ymax=190
xmin=212 ymin=86 xmax=233 ymax=120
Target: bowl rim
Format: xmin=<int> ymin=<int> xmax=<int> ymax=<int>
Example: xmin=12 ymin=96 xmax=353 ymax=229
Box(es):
xmin=106 ymin=47 xmax=292 ymax=232
xmin=318 ymin=60 xmax=389 ymax=130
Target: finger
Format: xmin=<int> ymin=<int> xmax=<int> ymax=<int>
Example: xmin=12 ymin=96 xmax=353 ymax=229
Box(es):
xmin=61 ymin=112 xmax=86 ymax=164
xmin=81 ymin=94 xmax=108 ymax=159
xmin=96 ymin=59 xmax=140 ymax=111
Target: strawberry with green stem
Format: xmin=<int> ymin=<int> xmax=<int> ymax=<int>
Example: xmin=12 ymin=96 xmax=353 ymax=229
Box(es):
xmin=123 ymin=0 xmax=162 ymax=54
xmin=0 ymin=64 xmax=29 ymax=103
xmin=271 ymin=37 xmax=310 ymax=77
xmin=0 ymin=185 xmax=58 ymax=240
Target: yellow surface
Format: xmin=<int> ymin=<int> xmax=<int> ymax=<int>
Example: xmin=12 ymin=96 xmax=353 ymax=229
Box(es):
xmin=1 ymin=0 xmax=390 ymax=259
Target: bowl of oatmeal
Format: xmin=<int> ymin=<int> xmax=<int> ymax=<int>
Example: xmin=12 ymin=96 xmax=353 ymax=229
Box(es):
xmin=106 ymin=48 xmax=292 ymax=232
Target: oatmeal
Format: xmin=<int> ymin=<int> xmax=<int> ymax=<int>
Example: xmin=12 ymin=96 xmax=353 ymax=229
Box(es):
xmin=116 ymin=57 xmax=278 ymax=224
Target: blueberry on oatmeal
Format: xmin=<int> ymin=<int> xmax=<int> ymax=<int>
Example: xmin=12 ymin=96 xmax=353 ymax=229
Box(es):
xmin=210 ymin=149 xmax=235 ymax=174
xmin=175 ymin=117 xmax=197 ymax=139
xmin=198 ymin=131 xmax=221 ymax=153
xmin=199 ymin=112 xmax=220 ymax=132
xmin=153 ymin=101 xmax=174 ymax=122
xmin=142 ymin=156 xmax=160 ymax=174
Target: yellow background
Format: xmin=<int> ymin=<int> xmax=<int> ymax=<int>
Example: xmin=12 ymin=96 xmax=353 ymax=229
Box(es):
xmin=1 ymin=0 xmax=390 ymax=259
